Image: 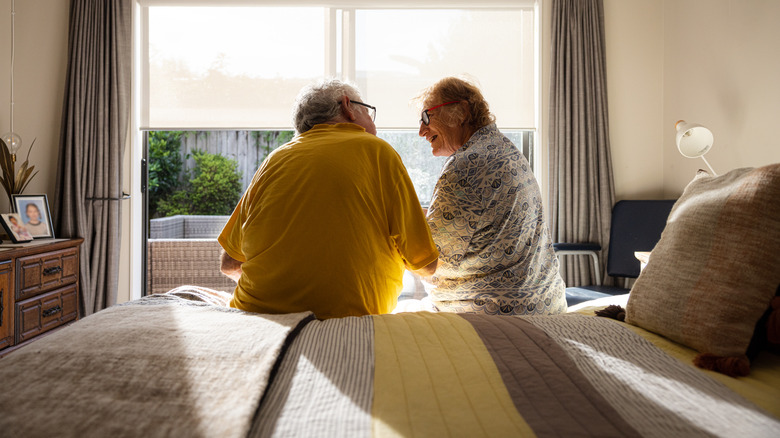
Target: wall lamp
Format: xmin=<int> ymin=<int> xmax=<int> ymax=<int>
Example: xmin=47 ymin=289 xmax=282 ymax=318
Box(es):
xmin=675 ymin=120 xmax=717 ymax=175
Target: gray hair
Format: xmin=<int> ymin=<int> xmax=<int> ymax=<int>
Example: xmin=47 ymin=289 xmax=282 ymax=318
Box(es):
xmin=292 ymin=78 xmax=363 ymax=134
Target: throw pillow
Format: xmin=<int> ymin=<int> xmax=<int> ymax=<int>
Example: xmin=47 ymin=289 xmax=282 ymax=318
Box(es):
xmin=625 ymin=164 xmax=780 ymax=376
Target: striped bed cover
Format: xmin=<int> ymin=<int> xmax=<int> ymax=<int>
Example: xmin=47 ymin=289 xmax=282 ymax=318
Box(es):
xmin=251 ymin=312 xmax=780 ymax=437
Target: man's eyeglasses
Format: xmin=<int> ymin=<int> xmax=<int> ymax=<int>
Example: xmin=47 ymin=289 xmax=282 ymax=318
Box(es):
xmin=350 ymin=101 xmax=376 ymax=122
xmin=420 ymin=101 xmax=460 ymax=125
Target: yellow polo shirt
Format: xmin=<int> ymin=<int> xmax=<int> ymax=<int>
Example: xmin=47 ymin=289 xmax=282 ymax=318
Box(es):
xmin=219 ymin=123 xmax=438 ymax=319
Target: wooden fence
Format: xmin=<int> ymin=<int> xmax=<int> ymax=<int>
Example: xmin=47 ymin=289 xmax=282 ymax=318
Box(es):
xmin=175 ymin=129 xmax=533 ymax=197
xmin=179 ymin=130 xmax=292 ymax=190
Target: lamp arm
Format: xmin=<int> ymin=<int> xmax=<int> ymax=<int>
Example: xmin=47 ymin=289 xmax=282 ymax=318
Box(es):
xmin=700 ymin=155 xmax=717 ymax=176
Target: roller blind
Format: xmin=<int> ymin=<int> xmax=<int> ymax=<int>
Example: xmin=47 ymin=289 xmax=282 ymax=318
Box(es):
xmin=140 ymin=2 xmax=536 ymax=130
xmin=355 ymin=8 xmax=535 ymax=129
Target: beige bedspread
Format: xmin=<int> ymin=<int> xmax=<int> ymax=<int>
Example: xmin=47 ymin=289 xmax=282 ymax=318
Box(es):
xmin=0 ymin=288 xmax=313 ymax=438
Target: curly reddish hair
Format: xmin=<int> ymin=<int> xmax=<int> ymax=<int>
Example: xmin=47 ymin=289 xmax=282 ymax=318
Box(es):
xmin=413 ymin=76 xmax=495 ymax=130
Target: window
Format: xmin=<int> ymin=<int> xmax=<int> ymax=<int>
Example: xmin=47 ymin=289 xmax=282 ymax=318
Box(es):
xmin=139 ymin=1 xmax=539 ymax=203
xmin=353 ymin=8 xmax=535 ymax=129
xmin=144 ymin=6 xmax=325 ymax=129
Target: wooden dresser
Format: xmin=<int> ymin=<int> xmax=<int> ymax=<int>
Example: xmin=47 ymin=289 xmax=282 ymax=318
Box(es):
xmin=0 ymin=238 xmax=83 ymax=357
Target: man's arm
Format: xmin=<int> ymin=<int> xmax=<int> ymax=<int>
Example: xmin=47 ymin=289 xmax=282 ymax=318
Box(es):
xmin=220 ymin=250 xmax=243 ymax=283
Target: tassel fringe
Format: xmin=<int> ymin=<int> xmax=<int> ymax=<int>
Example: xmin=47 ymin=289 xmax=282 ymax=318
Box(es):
xmin=594 ymin=304 xmax=757 ymax=377
xmin=693 ymin=353 xmax=750 ymax=377
xmin=595 ymin=304 xmax=626 ymax=321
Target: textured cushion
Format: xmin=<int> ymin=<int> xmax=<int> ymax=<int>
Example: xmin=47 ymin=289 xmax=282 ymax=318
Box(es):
xmin=626 ymin=164 xmax=780 ymax=362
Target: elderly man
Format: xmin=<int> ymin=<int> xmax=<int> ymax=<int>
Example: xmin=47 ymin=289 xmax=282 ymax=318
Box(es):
xmin=219 ymin=79 xmax=438 ymax=319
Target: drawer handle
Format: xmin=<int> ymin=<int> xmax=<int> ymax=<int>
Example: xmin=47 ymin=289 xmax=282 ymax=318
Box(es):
xmin=43 ymin=266 xmax=63 ymax=276
xmin=42 ymin=305 xmax=62 ymax=318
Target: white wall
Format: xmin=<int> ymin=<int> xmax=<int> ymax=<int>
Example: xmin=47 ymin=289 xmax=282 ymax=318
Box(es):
xmin=603 ymin=0 xmax=780 ymax=200
xmin=661 ymin=0 xmax=780 ymax=195
xmin=603 ymin=0 xmax=666 ymax=200
xmin=2 ymin=0 xmax=778 ymax=304
xmin=0 ymin=0 xmax=68 ymax=211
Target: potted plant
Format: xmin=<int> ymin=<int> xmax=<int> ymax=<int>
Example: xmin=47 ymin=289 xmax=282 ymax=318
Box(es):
xmin=0 ymin=137 xmax=37 ymax=204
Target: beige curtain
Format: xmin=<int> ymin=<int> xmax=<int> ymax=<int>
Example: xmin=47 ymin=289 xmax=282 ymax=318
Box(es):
xmin=548 ymin=0 xmax=616 ymax=287
xmin=53 ymin=0 xmax=131 ymax=315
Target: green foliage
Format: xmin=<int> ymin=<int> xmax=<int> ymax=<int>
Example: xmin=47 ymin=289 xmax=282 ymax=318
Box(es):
xmin=156 ymin=191 xmax=191 ymax=217
xmin=148 ymin=131 xmax=184 ymax=217
xmin=189 ymin=151 xmax=243 ymax=215
xmin=156 ymin=150 xmax=242 ymax=217
xmin=150 ymin=130 xmax=293 ymax=219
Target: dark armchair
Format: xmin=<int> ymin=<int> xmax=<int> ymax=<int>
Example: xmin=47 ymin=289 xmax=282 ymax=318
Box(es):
xmin=554 ymin=200 xmax=676 ymax=306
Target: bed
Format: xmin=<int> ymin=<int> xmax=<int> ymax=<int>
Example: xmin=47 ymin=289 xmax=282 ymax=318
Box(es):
xmin=0 ymin=288 xmax=777 ymax=437
xmin=1 ymin=166 xmax=778 ymax=437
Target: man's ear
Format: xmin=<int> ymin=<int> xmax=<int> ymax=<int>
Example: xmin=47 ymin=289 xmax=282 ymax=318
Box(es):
xmin=340 ymin=96 xmax=357 ymax=121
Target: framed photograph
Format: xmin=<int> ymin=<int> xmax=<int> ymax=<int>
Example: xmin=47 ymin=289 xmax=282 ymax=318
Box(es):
xmin=12 ymin=194 xmax=55 ymax=239
xmin=0 ymin=213 xmax=34 ymax=243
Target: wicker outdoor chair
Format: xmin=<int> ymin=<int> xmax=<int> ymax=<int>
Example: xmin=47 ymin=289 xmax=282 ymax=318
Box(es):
xmin=147 ymin=238 xmax=236 ymax=295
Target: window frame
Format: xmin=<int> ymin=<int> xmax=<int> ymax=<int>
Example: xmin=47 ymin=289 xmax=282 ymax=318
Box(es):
xmin=130 ymin=0 xmax=543 ymax=300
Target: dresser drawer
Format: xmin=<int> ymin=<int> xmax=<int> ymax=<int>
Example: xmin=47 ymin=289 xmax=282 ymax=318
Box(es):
xmin=16 ymin=247 xmax=79 ymax=301
xmin=0 ymin=261 xmax=13 ymax=350
xmin=16 ymin=284 xmax=78 ymax=343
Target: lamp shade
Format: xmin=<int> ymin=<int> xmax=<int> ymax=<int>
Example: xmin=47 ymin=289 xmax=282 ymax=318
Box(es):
xmin=675 ymin=120 xmax=713 ymax=158
xmin=675 ymin=120 xmax=717 ymax=175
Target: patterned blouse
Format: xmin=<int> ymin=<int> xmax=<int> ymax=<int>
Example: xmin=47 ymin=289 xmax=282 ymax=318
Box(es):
xmin=426 ymin=123 xmax=566 ymax=315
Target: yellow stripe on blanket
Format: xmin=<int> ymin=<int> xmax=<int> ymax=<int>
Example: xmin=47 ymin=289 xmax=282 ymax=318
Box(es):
xmin=371 ymin=312 xmax=535 ymax=437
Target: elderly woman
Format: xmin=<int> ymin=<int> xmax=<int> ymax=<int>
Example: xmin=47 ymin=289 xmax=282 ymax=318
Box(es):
xmin=416 ymin=76 xmax=566 ymax=315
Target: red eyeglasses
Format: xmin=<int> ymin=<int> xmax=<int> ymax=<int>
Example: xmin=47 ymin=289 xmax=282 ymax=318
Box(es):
xmin=420 ymin=101 xmax=460 ymax=125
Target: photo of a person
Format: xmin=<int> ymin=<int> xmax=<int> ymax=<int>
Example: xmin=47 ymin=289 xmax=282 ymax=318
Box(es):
xmin=22 ymin=202 xmax=49 ymax=236
xmin=11 ymin=194 xmax=54 ymax=239
xmin=1 ymin=213 xmax=34 ymax=242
